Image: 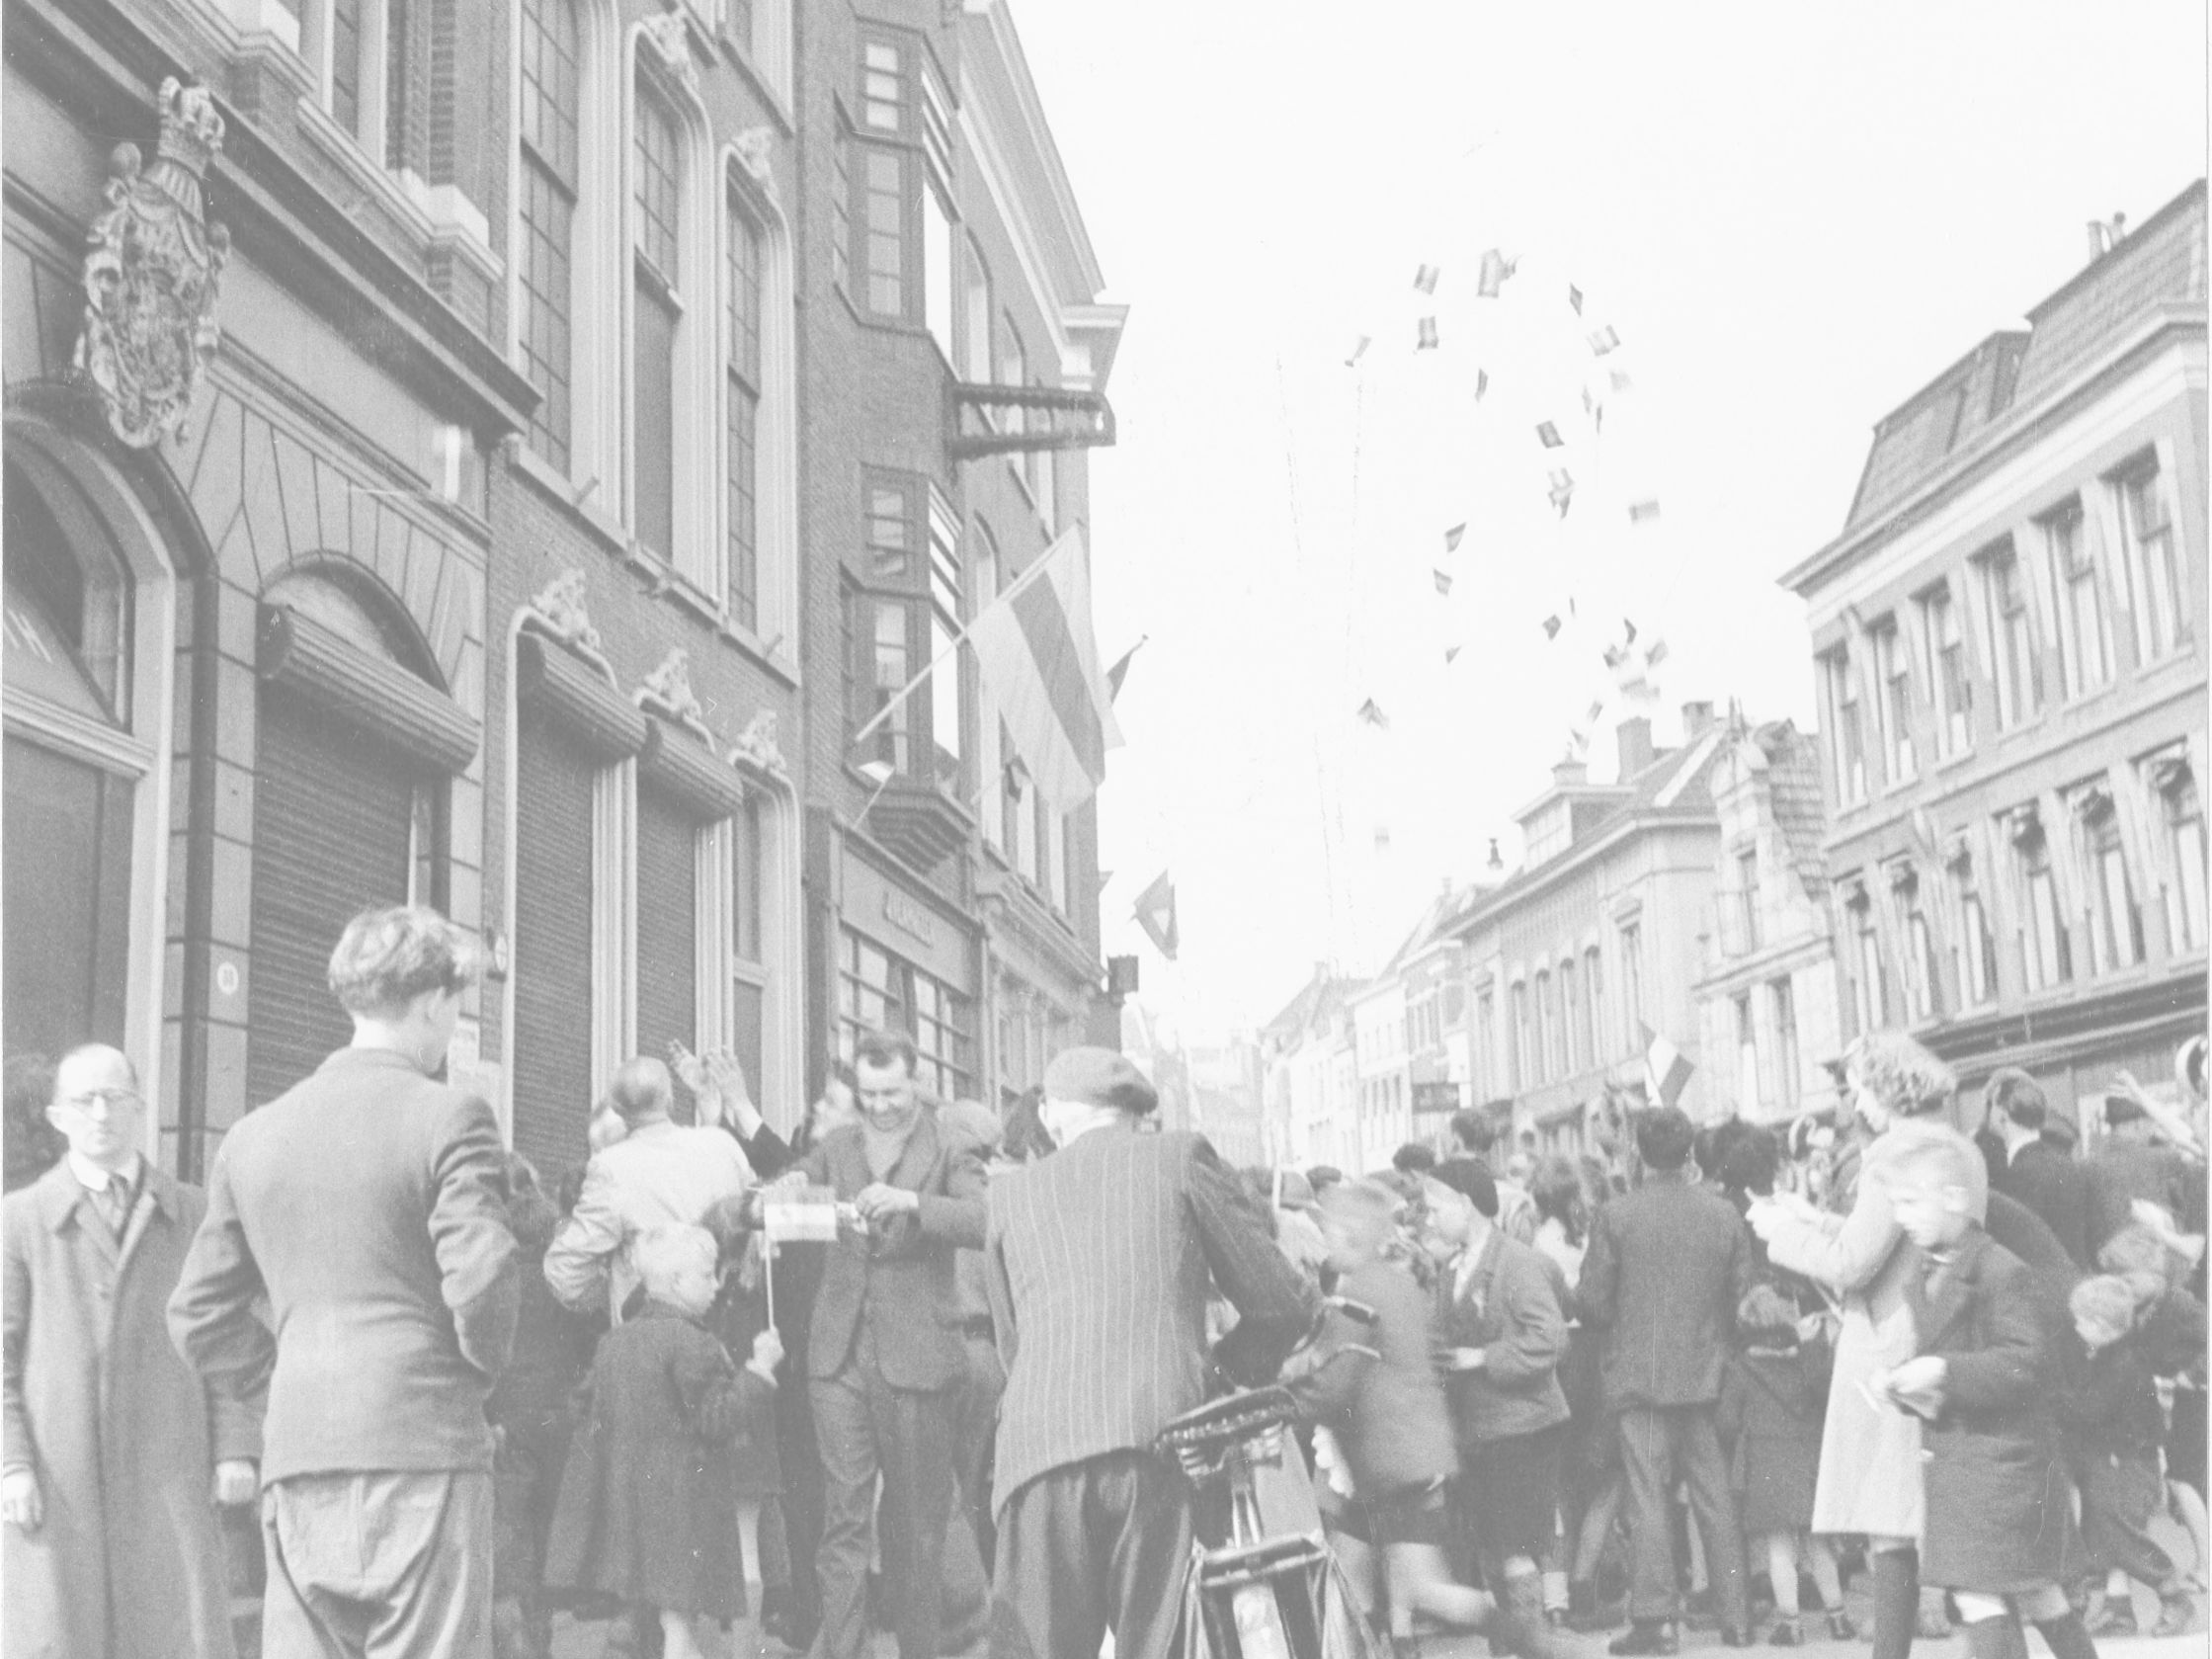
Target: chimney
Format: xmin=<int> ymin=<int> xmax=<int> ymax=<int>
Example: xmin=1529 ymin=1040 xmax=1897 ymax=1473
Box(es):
xmin=1617 ymin=716 xmax=1654 ymax=779
xmin=1681 ymin=701 xmax=1716 ymax=737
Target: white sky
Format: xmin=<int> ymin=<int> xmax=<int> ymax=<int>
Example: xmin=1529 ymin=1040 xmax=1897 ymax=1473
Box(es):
xmin=1010 ymin=0 xmax=2208 ymax=1035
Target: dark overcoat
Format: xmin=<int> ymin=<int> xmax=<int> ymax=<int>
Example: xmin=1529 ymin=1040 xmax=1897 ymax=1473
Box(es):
xmin=4 ymin=1161 xmax=261 ymax=1659
xmin=1907 ymin=1226 xmax=2079 ymax=1592
xmin=543 ymin=1302 xmax=773 ymax=1618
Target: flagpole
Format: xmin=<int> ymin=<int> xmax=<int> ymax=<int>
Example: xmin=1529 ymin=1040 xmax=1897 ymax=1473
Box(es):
xmin=851 ymin=525 xmax=1083 ymax=748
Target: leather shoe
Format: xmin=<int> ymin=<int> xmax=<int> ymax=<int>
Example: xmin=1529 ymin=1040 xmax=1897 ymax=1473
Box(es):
xmin=1720 ymin=1625 xmax=1756 ymax=1647
xmin=1608 ymin=1621 xmax=1680 ymax=1656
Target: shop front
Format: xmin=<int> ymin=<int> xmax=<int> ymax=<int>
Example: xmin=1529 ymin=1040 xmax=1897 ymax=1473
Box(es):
xmin=835 ymin=844 xmax=980 ymax=1104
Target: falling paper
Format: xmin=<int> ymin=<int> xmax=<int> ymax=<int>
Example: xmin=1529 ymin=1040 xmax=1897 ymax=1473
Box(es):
xmin=1356 ymin=699 xmax=1391 ymax=728
xmin=1587 ymin=325 xmax=1621 ymax=356
xmin=1536 ymin=421 xmax=1563 ymax=448
xmin=1603 ymin=642 xmax=1628 ymax=670
xmin=1548 ymin=469 xmax=1576 ymax=518
xmin=1444 ymin=645 xmax=1462 ymax=664
xmin=1474 ymin=369 xmax=1490 ymax=402
xmin=1477 ymin=248 xmax=1518 ymax=297
xmin=1434 ymin=569 xmax=1453 ymax=596
xmin=1624 ymin=618 xmax=1638 ymax=645
xmin=1542 ymin=615 xmax=1564 ymax=640
xmin=764 ymin=1186 xmax=843 ymax=1243
xmin=1644 ymin=638 xmax=1670 ymax=668
xmin=1568 ymin=284 xmax=1585 ymax=314
xmin=1347 ymin=335 xmax=1372 ymax=369
xmin=1443 ymin=523 xmax=1466 ymax=553
xmin=1417 ymin=316 xmax=1439 ymax=351
xmin=1587 ymin=700 xmax=1607 ymax=723
xmin=1609 ymin=369 xmax=1635 ymax=393
xmin=1414 ymin=264 xmax=1440 ymax=294
xmin=1628 ymin=499 xmax=1662 ymax=524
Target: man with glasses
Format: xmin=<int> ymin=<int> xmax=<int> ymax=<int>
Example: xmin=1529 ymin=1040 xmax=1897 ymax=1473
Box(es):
xmin=4 ymin=1044 xmax=261 ymax=1659
xmin=171 ymin=905 xmax=519 ymax=1659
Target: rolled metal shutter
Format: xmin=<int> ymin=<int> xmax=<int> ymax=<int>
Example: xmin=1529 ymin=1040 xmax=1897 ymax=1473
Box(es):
xmin=246 ymin=692 xmax=416 ymax=1107
xmin=633 ymin=788 xmax=697 ymax=1119
xmin=511 ymin=701 xmax=598 ymax=1177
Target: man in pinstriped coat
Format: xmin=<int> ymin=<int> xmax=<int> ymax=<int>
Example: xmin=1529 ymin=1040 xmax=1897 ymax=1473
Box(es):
xmin=982 ymin=1046 xmax=1316 ymax=1659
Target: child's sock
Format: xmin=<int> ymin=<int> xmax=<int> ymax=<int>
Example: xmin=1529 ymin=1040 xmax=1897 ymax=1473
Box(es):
xmin=1869 ymin=1547 xmax=1919 ymax=1659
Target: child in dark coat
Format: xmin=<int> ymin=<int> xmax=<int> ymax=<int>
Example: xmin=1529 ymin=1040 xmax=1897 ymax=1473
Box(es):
xmin=1874 ymin=1130 xmax=2095 ymax=1659
xmin=545 ymin=1223 xmax=782 ymax=1659
xmin=2064 ymin=1274 xmax=2200 ymax=1636
xmin=1718 ymin=1283 xmax=1845 ymax=1645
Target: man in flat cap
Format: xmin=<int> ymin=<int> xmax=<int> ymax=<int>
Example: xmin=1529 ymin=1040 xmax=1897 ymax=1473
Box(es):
xmin=982 ymin=1046 xmax=1317 ymax=1659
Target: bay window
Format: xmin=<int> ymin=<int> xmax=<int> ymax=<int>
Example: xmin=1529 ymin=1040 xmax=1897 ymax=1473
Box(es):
xmin=848 ymin=475 xmax=958 ymax=788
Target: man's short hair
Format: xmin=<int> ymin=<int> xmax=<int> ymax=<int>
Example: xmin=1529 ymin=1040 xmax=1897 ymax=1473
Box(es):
xmin=632 ymin=1223 xmax=718 ymax=1297
xmin=327 ymin=905 xmax=478 ymax=1017
xmin=1985 ymin=1067 xmax=2046 ymax=1130
xmin=1635 ymin=1106 xmax=1695 ymax=1172
xmin=852 ymin=1028 xmax=920 ymax=1078
xmin=609 ymin=1057 xmax=675 ymax=1123
xmin=1431 ymin=1157 xmax=1499 ymax=1218
xmin=1392 ymin=1142 xmax=1437 ymax=1175
xmin=1449 ymin=1107 xmax=1496 ymax=1155
xmin=1883 ymin=1124 xmax=1989 ymax=1219
xmin=1305 ymin=1165 xmax=1345 ymax=1195
xmin=54 ymin=1043 xmax=138 ymax=1091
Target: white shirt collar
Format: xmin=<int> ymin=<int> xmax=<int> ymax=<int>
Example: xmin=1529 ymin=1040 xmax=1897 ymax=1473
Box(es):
xmin=68 ymin=1150 xmax=140 ymax=1195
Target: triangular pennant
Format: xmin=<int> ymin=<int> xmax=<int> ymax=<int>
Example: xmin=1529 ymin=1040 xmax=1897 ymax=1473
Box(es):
xmin=1536 ymin=421 xmax=1563 ymax=449
xmin=1587 ymin=324 xmax=1621 ymax=357
xmin=1416 ymin=316 xmax=1439 ymax=351
xmin=1132 ymin=870 xmax=1180 ymax=961
xmin=1568 ymin=284 xmax=1585 ymax=314
xmin=1443 ymin=523 xmax=1466 ymax=553
xmin=1414 ymin=264 xmax=1440 ymax=294
xmin=1106 ymin=635 xmax=1147 ymax=702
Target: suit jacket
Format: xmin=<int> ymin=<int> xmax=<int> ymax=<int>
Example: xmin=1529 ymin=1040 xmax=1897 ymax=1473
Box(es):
xmin=1298 ymin=1256 xmax=1455 ymax=1495
xmin=792 ymin=1112 xmax=986 ymax=1390
xmin=984 ymin=1123 xmax=1315 ymax=1513
xmin=1435 ymin=1227 xmax=1570 ymax=1445
xmin=543 ymin=1120 xmax=756 ymax=1317
xmin=7 ymin=1163 xmax=258 ymax=1659
xmin=169 ymin=1046 xmax=519 ymax=1480
xmin=1993 ymin=1140 xmax=2094 ymax=1271
xmin=1578 ymin=1167 xmax=1752 ymax=1411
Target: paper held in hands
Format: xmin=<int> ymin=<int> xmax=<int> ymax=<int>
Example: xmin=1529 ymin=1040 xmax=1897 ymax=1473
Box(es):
xmin=764 ymin=1185 xmax=843 ymax=1243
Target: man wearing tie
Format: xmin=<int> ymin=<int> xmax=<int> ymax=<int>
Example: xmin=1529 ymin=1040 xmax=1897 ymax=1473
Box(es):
xmin=983 ymin=1046 xmax=1317 ymax=1659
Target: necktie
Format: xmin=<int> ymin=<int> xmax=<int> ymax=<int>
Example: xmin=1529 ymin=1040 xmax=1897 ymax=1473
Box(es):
xmin=99 ymin=1173 xmax=132 ymax=1238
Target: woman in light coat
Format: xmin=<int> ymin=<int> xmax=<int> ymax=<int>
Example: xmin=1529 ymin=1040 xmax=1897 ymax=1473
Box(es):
xmin=1750 ymin=1033 xmax=1957 ymax=1659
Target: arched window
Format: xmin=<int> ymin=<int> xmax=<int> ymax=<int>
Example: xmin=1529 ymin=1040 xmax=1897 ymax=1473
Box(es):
xmin=2 ymin=451 xmax=156 ymax=1073
xmin=246 ymin=569 xmax=478 ymax=1104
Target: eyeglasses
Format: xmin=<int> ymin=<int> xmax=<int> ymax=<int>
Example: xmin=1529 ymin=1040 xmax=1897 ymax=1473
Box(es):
xmin=60 ymin=1088 xmax=142 ymax=1115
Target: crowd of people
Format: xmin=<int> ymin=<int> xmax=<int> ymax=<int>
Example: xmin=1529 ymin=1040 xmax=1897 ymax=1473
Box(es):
xmin=0 ymin=899 xmax=2206 ymax=1659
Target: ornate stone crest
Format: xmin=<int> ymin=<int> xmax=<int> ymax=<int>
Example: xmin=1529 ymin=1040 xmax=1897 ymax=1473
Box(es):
xmin=732 ymin=126 xmax=777 ymax=198
xmin=636 ymin=648 xmax=717 ymax=746
xmin=640 ymin=11 xmax=698 ymax=91
xmin=75 ymin=77 xmax=231 ymax=450
xmin=525 ymin=570 xmax=617 ymax=683
xmin=729 ymin=709 xmax=786 ymax=776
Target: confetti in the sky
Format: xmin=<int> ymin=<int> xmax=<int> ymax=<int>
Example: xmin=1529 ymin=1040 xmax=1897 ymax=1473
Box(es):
xmin=1445 ymin=645 xmax=1462 ymax=665
xmin=1644 ymin=638 xmax=1670 ymax=668
xmin=1443 ymin=523 xmax=1466 ymax=553
xmin=1417 ymin=316 xmax=1439 ymax=351
xmin=1415 ymin=264 xmax=1440 ymax=294
xmin=1542 ymin=615 xmax=1564 ymax=640
xmin=1629 ymin=499 xmax=1662 ymax=524
xmin=1356 ymin=698 xmax=1391 ymax=728
xmin=1475 ymin=369 xmax=1490 ymax=402
xmin=1624 ymin=618 xmax=1639 ymax=645
xmin=1588 ymin=325 xmax=1621 ymax=357
xmin=1587 ymin=700 xmax=1607 ymax=723
xmin=1477 ymin=248 xmax=1518 ymax=297
xmin=1610 ymin=369 xmax=1635 ymax=393
xmin=1548 ymin=468 xmax=1576 ymax=518
xmin=1536 ymin=421 xmax=1563 ymax=449
xmin=1347 ymin=335 xmax=1371 ymax=368
xmin=1434 ymin=569 xmax=1453 ymax=596
xmin=1568 ymin=284 xmax=1585 ymax=314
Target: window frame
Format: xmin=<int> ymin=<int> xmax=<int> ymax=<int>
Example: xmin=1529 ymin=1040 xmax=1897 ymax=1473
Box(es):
xmin=1821 ymin=645 xmax=1866 ymax=805
xmin=2110 ymin=451 xmax=2185 ymax=665
xmin=1915 ymin=580 xmax=1973 ymax=759
xmin=1976 ymin=539 xmax=2042 ymax=731
xmin=2041 ymin=495 xmax=2110 ymax=701
xmin=1869 ymin=616 xmax=1915 ymax=785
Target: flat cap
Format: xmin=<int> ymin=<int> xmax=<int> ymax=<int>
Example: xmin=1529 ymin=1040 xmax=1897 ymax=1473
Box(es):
xmin=2104 ymin=1093 xmax=2148 ymax=1126
xmin=1042 ymin=1046 xmax=1159 ymax=1116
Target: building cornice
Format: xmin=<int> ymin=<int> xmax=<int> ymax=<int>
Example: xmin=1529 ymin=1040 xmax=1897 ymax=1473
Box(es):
xmin=1780 ymin=307 xmax=2206 ymax=597
xmin=961 ymin=0 xmax=1104 ymax=294
xmin=1452 ymin=806 xmax=1721 ymax=943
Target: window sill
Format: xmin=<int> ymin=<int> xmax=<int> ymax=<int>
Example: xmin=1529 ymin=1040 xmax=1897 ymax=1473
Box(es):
xmin=509 ymin=442 xmax=635 ymax=560
xmin=293 ymin=97 xmax=439 ymax=256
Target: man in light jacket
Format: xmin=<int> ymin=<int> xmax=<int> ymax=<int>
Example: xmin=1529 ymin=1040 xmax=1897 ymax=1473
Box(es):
xmin=171 ymin=905 xmax=519 ymax=1658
